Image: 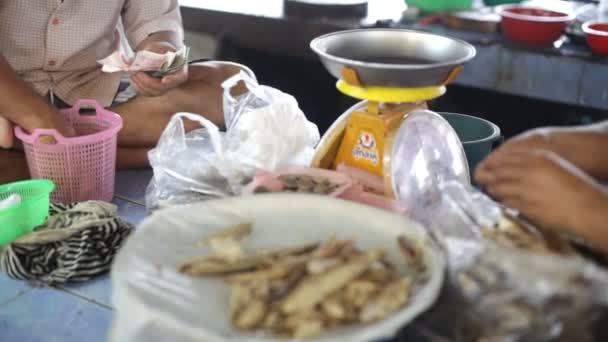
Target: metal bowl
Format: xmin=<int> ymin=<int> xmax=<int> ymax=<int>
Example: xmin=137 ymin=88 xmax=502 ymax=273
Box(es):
xmin=310 ymin=29 xmax=476 ymax=88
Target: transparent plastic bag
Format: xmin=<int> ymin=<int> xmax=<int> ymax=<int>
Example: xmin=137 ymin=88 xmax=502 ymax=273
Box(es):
xmin=405 ymin=180 xmax=608 ymax=342
xmin=146 ymin=72 xmax=320 ymax=210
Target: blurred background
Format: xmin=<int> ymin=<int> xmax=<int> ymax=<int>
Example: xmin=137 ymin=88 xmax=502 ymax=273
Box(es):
xmin=181 ymin=0 xmax=608 ymax=139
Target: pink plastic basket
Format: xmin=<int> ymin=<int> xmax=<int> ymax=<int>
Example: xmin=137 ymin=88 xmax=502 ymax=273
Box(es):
xmin=14 ymin=99 xmax=123 ymax=203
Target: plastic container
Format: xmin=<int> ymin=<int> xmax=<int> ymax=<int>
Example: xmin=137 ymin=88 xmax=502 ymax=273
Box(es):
xmin=439 ymin=112 xmax=502 ymax=178
xmin=582 ymin=21 xmax=608 ymax=56
xmin=406 ymin=0 xmax=473 ymax=13
xmin=483 ymin=0 xmax=523 ymax=6
xmin=498 ymin=5 xmax=574 ymax=46
xmin=0 ymin=179 xmax=55 ymax=245
xmin=14 ymin=99 xmax=123 ymax=203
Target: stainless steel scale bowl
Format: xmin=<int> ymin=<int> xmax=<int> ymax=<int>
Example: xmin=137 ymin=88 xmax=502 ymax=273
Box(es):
xmin=310 ymin=28 xmax=476 ymax=88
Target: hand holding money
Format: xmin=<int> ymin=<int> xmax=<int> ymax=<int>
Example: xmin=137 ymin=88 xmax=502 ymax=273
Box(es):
xmin=98 ymin=44 xmax=190 ymax=97
xmin=98 ymin=45 xmax=189 ymax=75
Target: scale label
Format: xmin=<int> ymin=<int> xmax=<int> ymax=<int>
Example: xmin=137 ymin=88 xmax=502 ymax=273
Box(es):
xmin=352 ymin=131 xmax=379 ymax=165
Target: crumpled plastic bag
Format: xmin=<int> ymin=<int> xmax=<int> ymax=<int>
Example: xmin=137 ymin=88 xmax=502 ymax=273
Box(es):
xmin=145 ymin=71 xmax=320 ymax=210
xmin=404 ymin=180 xmax=608 ymax=342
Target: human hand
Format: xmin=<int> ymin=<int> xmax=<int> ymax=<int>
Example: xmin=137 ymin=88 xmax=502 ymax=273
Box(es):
xmin=21 ymin=109 xmax=76 ymax=144
xmin=130 ymin=41 xmax=188 ymax=97
xmin=475 ymin=149 xmax=606 ymax=232
xmin=487 ymin=128 xmax=554 ymax=161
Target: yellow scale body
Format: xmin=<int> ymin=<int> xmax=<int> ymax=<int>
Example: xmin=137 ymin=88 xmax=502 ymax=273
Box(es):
xmin=331 ymin=80 xmax=445 ymax=176
xmin=312 ymin=66 xmax=462 ymax=196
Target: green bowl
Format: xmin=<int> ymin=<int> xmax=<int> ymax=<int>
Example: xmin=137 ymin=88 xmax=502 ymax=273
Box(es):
xmin=483 ymin=0 xmax=524 ymax=6
xmin=406 ymin=0 xmax=473 ymax=13
xmin=439 ymin=113 xmax=502 ymax=178
xmin=0 ymin=179 xmax=54 ymax=245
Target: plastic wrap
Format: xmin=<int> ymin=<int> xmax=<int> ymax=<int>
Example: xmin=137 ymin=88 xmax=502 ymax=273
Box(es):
xmin=406 ymin=180 xmax=608 ymax=342
xmin=241 ymin=166 xmax=409 ymax=215
xmin=241 ymin=166 xmax=353 ymax=197
xmin=146 ymin=71 xmax=320 ymax=210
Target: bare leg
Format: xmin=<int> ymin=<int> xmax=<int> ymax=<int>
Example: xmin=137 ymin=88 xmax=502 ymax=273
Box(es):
xmin=0 ymin=64 xmax=245 ymax=179
xmin=112 ymin=62 xmax=247 ymax=149
xmin=0 ymin=149 xmax=28 ymax=184
xmin=0 ymin=117 xmax=13 ymax=149
xmin=116 ymin=147 xmax=151 ymax=169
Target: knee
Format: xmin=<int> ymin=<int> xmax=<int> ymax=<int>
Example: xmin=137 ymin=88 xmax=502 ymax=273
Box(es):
xmin=188 ymin=61 xmax=252 ymax=93
xmin=217 ymin=62 xmax=244 ymax=80
xmin=215 ymin=62 xmax=252 ymax=96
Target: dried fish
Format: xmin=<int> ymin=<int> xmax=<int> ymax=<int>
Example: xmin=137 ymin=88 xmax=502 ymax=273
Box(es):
xmin=234 ymin=298 xmax=267 ymax=330
xmin=277 ymin=174 xmax=343 ymax=195
xmin=307 ymin=257 xmax=341 ymax=274
xmin=179 ymin=241 xmax=319 ymax=276
xmin=229 ymin=283 xmax=252 ymax=320
xmin=198 ymin=222 xmax=253 ymax=247
xmin=269 ymin=266 xmax=307 ymax=302
xmin=253 ymin=186 xmax=270 ymax=194
xmin=226 ymin=265 xmax=290 ymax=283
xmin=314 ymin=238 xmax=356 ymax=258
xmin=359 ymin=277 xmax=411 ymax=323
xmin=258 ymin=241 xmax=321 ymax=259
xmin=281 ymin=249 xmax=384 ymax=314
xmin=398 ymin=236 xmax=425 ymax=271
xmin=293 ymin=319 xmax=324 ymax=339
xmin=208 ymin=237 xmax=245 ymax=263
xmin=321 ymin=299 xmax=346 ymax=321
xmin=346 ymin=280 xmax=377 ymax=308
xmin=178 ymin=255 xmax=264 ymax=275
xmin=279 ymin=175 xmax=299 ymax=189
xmin=179 ymin=227 xmax=421 ymax=339
xmin=482 ymin=216 xmax=576 ymax=255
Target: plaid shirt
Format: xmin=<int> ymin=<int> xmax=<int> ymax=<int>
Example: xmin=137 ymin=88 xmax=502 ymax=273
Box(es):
xmin=0 ymin=0 xmax=183 ymax=106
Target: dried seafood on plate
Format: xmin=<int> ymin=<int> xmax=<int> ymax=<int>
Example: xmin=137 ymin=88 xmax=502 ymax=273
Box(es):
xmin=109 ymin=194 xmax=445 ymax=342
xmin=241 ymin=166 xmax=352 ymax=197
xmin=481 ymin=214 xmax=576 ymax=256
xmin=178 ymin=224 xmax=428 ymax=339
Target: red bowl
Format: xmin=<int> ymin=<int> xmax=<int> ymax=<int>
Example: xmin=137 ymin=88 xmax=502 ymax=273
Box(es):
xmin=498 ymin=5 xmax=574 ymax=46
xmin=582 ymin=21 xmax=608 ymax=56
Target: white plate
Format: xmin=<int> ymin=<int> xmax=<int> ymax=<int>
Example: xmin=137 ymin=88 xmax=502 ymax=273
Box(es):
xmin=109 ymin=194 xmax=445 ymax=342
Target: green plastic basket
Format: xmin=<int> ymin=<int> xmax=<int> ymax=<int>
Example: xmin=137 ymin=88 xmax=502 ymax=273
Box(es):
xmin=0 ymin=179 xmax=55 ymax=245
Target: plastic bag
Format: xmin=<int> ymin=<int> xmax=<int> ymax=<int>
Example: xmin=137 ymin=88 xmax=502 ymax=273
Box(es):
xmin=240 ymin=166 xmax=410 ymax=215
xmin=240 ymin=166 xmax=353 ymax=197
xmin=404 ymin=180 xmax=608 ymax=342
xmin=146 ymin=71 xmax=320 ymax=210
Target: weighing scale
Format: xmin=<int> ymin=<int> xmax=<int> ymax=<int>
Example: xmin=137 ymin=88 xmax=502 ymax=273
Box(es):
xmin=309 ymin=29 xmax=476 ymax=203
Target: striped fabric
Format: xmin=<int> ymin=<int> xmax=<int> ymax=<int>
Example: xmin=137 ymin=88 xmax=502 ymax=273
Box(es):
xmin=1 ymin=201 xmax=133 ymax=283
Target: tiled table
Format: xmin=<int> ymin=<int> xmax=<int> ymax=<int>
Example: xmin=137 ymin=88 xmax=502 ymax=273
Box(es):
xmin=0 ymin=169 xmax=152 ymax=342
xmin=0 ymin=169 xmax=413 ymax=342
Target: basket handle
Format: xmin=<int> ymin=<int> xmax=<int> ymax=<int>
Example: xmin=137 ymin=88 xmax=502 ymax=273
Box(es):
xmin=28 ymin=129 xmax=68 ymax=146
xmin=66 ymin=99 xmax=106 ymax=119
